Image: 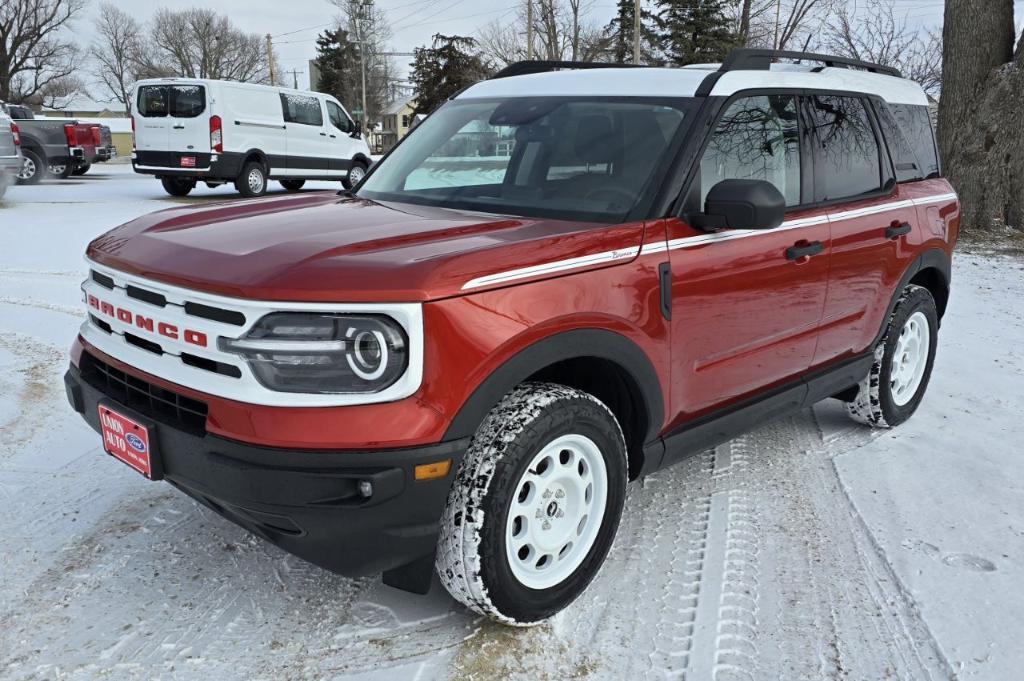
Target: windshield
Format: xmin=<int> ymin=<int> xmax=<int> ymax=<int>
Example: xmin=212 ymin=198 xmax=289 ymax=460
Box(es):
xmin=358 ymin=97 xmax=692 ymax=222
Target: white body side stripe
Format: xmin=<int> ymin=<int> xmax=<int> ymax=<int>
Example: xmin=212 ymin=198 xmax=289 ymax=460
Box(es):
xmin=466 ymin=193 xmax=956 ymax=288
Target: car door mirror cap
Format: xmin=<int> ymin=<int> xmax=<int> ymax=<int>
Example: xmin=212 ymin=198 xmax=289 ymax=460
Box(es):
xmin=689 ymin=179 xmax=786 ymax=232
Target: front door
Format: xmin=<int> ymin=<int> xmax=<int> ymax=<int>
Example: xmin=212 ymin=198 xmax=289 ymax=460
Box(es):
xmin=326 ymin=99 xmax=359 ymax=177
xmin=666 ymin=93 xmax=830 ymax=431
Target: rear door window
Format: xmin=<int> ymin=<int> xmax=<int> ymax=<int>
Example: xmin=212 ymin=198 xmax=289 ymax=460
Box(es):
xmin=281 ymin=94 xmax=324 ymax=127
xmin=137 ymin=85 xmax=206 ymax=118
xmin=807 ymin=95 xmax=883 ymax=201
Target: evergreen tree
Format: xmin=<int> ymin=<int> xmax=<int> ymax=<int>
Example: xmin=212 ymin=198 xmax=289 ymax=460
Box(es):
xmin=313 ymin=28 xmax=359 ymax=108
xmin=603 ymin=0 xmax=663 ymax=64
xmin=410 ymin=35 xmax=492 ymax=116
xmin=658 ymin=0 xmax=736 ymax=66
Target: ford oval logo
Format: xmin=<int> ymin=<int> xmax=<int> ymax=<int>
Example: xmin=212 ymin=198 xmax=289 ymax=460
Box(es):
xmin=126 ymin=433 xmax=147 ymax=453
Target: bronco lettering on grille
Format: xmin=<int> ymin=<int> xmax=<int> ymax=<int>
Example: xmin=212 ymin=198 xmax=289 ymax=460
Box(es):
xmin=87 ymin=295 xmax=208 ymax=348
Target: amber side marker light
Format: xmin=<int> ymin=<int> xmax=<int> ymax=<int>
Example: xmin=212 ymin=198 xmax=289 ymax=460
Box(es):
xmin=415 ymin=459 xmax=452 ymax=481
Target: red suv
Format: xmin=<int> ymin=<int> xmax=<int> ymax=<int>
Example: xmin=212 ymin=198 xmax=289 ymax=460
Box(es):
xmin=64 ymin=49 xmax=959 ymax=625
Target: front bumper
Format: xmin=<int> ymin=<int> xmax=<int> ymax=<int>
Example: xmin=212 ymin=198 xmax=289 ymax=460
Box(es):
xmin=64 ymin=362 xmax=466 ymax=579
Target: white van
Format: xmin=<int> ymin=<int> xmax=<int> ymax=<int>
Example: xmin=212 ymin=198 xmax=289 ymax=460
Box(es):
xmin=131 ymin=78 xmax=373 ymax=197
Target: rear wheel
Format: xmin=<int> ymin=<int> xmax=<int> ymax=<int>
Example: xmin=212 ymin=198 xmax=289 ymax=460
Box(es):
xmin=341 ymin=160 xmax=367 ymax=189
xmin=846 ymin=284 xmax=938 ymax=428
xmin=49 ymin=162 xmax=75 ymax=179
xmin=280 ymin=179 xmax=306 ymax=191
xmin=235 ymin=161 xmax=267 ymax=197
xmin=72 ymin=163 xmax=91 ymax=176
xmin=160 ymin=176 xmax=196 ymax=197
xmin=436 ymin=382 xmax=628 ymax=625
xmin=17 ymin=148 xmax=43 ymax=185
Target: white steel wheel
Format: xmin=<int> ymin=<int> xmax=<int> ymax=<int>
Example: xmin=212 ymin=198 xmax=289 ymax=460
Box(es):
xmin=247 ymin=167 xmax=265 ymax=194
xmin=505 ymin=433 xmax=608 ymax=590
xmin=348 ymin=164 xmax=365 ymax=184
xmin=890 ymin=311 xmax=930 ymax=406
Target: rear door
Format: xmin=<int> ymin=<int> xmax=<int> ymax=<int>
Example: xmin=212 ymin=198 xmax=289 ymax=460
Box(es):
xmin=806 ymin=95 xmax=917 ymax=366
xmin=166 ymin=83 xmax=209 ymax=157
xmin=134 ymin=85 xmax=171 ymax=153
xmin=280 ymin=92 xmax=328 ymax=176
xmin=666 ymin=93 xmax=830 ymax=427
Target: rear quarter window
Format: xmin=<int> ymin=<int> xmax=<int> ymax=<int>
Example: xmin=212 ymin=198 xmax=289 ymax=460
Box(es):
xmin=281 ymin=93 xmax=324 ymax=127
xmin=885 ymin=103 xmax=940 ymax=181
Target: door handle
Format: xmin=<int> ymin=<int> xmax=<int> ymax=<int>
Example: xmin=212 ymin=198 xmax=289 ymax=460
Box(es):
xmin=329 ymin=134 xmax=336 ymax=138
xmin=785 ymin=241 xmax=824 ymax=261
xmin=319 ymin=132 xmax=327 ymax=136
xmin=885 ymin=222 xmax=912 ymax=239
xmin=172 ymin=125 xmax=185 ymax=130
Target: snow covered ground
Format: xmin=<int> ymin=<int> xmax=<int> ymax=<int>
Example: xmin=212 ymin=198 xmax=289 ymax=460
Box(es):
xmin=1 ymin=165 xmax=1022 ymax=680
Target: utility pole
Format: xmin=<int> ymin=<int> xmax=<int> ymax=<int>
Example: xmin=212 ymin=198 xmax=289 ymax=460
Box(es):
xmin=773 ymin=0 xmax=782 ymax=50
xmin=633 ymin=0 xmax=641 ymax=64
xmin=526 ymin=0 xmax=534 ymax=60
xmin=266 ymin=34 xmax=275 ymax=85
xmin=357 ymin=1 xmax=370 ymax=134
xmin=288 ymin=69 xmax=304 ymax=89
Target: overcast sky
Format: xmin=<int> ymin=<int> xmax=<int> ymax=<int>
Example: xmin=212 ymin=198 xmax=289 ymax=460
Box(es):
xmin=95 ymin=0 xmax=1022 ymax=91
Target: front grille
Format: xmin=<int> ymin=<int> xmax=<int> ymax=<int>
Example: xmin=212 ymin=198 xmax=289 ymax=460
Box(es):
xmin=80 ymin=352 xmax=208 ymax=434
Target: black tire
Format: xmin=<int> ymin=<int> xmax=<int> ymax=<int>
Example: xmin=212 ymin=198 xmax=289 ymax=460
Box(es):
xmin=436 ymin=382 xmax=628 ymax=625
xmin=846 ymin=284 xmax=938 ymax=428
xmin=235 ymin=161 xmax=267 ymax=197
xmin=49 ymin=162 xmax=75 ymax=179
xmin=16 ymin=148 xmax=44 ymax=185
xmin=160 ymin=176 xmax=196 ymax=197
xmin=72 ymin=163 xmax=91 ymax=176
xmin=341 ymin=160 xmax=368 ymax=190
xmin=280 ymin=179 xmax=306 ymax=191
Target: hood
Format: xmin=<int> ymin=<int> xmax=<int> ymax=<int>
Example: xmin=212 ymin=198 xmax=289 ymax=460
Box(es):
xmin=87 ymin=192 xmax=645 ymax=302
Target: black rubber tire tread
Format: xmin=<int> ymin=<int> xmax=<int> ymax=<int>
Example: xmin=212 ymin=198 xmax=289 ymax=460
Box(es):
xmin=160 ymin=177 xmax=195 ymax=197
xmin=847 ymin=284 xmax=938 ymax=428
xmin=436 ymin=382 xmax=627 ymax=625
xmin=280 ymin=179 xmax=306 ymax=191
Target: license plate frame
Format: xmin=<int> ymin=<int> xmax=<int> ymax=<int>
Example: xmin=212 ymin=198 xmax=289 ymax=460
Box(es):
xmin=97 ymin=401 xmax=163 ymax=480
xmin=180 ymin=156 xmax=196 ymax=168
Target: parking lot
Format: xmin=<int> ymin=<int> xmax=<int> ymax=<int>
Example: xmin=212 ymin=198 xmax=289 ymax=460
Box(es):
xmin=2 ymin=165 xmax=1023 ymax=680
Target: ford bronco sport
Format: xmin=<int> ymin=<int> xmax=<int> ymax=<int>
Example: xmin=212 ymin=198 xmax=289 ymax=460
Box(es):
xmin=64 ymin=49 xmax=959 ymax=625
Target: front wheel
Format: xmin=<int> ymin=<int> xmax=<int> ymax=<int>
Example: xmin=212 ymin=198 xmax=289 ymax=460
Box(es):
xmin=341 ymin=160 xmax=367 ymax=190
xmin=235 ymin=161 xmax=267 ymax=197
xmin=846 ymin=284 xmax=938 ymax=428
xmin=436 ymin=383 xmax=627 ymax=625
xmin=160 ymin=176 xmax=196 ymax=197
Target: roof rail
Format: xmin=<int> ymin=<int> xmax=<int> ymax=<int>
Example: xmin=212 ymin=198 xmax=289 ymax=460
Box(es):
xmin=719 ymin=48 xmax=902 ymax=78
xmin=490 ymin=60 xmax=644 ymax=80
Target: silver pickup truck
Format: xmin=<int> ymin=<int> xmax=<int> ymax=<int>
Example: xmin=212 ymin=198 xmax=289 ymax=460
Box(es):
xmin=0 ymin=107 xmax=22 ymax=199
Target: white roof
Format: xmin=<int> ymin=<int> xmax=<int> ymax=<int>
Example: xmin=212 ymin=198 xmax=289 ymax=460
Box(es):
xmin=459 ymin=63 xmax=928 ymax=106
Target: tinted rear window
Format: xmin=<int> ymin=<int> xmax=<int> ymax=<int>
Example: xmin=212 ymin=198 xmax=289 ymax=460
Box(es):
xmin=807 ymin=95 xmax=883 ymax=201
xmin=137 ymin=85 xmax=206 ymax=118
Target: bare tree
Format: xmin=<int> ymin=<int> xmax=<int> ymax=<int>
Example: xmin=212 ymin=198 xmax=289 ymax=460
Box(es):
xmin=331 ymin=0 xmax=395 ymax=129
xmin=938 ymin=0 xmax=1024 ymax=232
xmin=90 ymin=2 xmax=142 ymax=112
xmin=825 ymin=0 xmax=941 ymax=96
xmin=743 ymin=0 xmax=837 ymax=51
xmin=142 ymin=8 xmax=277 ymax=83
xmin=477 ymin=0 xmax=603 ymax=64
xmin=0 ymin=0 xmax=86 ymax=104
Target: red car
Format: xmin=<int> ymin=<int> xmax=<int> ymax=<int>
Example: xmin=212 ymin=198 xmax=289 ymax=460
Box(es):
xmin=65 ymin=49 xmax=958 ymax=625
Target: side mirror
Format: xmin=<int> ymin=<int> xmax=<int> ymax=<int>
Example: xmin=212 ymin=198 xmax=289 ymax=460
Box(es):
xmin=690 ymin=179 xmax=785 ymax=231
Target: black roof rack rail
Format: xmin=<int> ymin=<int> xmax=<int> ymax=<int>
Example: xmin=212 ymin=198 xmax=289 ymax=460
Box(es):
xmin=719 ymin=48 xmax=902 ymax=78
xmin=490 ymin=60 xmax=644 ymax=80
